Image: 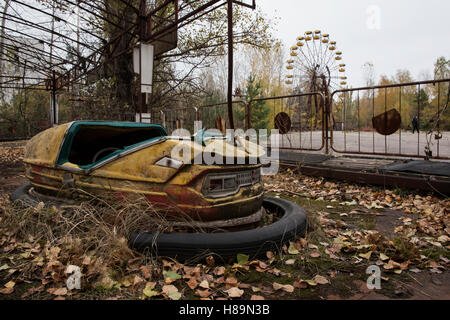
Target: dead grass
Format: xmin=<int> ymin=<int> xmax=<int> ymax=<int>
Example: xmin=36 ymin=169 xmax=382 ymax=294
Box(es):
xmin=1 ymin=186 xmax=222 ymax=288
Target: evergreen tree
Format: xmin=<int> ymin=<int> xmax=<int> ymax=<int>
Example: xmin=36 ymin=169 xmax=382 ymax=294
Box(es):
xmin=238 ymin=73 xmax=270 ymax=131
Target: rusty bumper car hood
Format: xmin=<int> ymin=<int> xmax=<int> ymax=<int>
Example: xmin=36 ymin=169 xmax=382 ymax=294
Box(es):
xmin=23 ymin=121 xmax=263 ymax=177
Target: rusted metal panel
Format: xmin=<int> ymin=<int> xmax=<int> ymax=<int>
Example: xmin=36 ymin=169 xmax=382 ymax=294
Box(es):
xmin=281 ymin=162 xmax=450 ymax=195
xmin=274 ymin=112 xmax=291 ymax=134
xmin=372 ymin=109 xmax=401 ymax=135
xmin=23 ymin=122 xmax=71 ymax=167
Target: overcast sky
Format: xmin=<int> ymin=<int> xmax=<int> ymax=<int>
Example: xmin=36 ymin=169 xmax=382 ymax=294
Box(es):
xmin=255 ymin=0 xmax=449 ymax=87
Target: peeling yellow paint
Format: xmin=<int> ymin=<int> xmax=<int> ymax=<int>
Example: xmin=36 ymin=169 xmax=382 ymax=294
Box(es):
xmin=23 ymin=122 xmax=70 ymax=167
xmin=23 ymin=123 xmax=265 ymax=221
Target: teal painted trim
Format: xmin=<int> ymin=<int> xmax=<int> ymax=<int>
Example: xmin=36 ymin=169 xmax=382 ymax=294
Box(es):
xmin=193 ymin=129 xmax=224 ymax=146
xmin=56 ymin=121 xmax=167 ymax=167
xmin=194 ymin=128 xmax=206 ymax=146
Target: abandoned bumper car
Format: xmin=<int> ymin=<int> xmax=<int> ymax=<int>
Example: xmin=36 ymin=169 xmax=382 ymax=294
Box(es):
xmin=11 ymin=121 xmax=306 ymax=259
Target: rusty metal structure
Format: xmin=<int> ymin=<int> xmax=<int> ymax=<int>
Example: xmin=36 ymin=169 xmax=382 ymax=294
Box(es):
xmin=331 ymin=78 xmax=450 ymax=159
xmin=0 ymin=0 xmax=255 ymax=130
xmin=157 ymin=78 xmax=450 ymax=160
xmin=2 ymin=1 xmax=449 ymax=162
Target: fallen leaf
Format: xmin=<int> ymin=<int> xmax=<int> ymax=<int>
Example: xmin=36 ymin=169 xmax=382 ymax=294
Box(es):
xmin=0 ymin=264 xmax=9 ymax=271
xmin=359 ymin=251 xmax=372 ymax=260
xmin=162 ymin=285 xmax=177 ymax=294
xmin=97 ymin=275 xmax=117 ymax=289
xmin=195 ymin=289 xmax=212 ymax=298
xmin=133 ymin=275 xmax=144 ymax=286
xmin=206 ymin=255 xmax=215 ymax=267
xmin=82 ymin=256 xmax=91 ymax=265
xmin=251 ymin=286 xmax=261 ymax=292
xmin=186 ymin=277 xmax=198 ymax=290
xmin=285 ymin=259 xmax=296 ymax=265
xmin=163 ymin=270 xmax=181 ymax=283
xmin=214 ymin=266 xmax=226 ymax=276
xmin=293 ymin=281 xmax=307 ymax=289
xmin=4 ymin=281 xmax=15 ymax=289
xmin=120 ymin=275 xmax=133 ymax=288
xmin=49 ymin=287 xmax=67 ymax=296
xmin=21 ymin=285 xmax=44 ymax=298
xmin=428 ymin=260 xmax=444 ymax=269
xmin=314 ymin=275 xmax=329 ymax=285
xmin=0 ymin=287 xmax=13 ymax=294
xmin=303 ymin=280 xmax=317 ymax=286
xmin=237 ymin=253 xmax=249 ymax=265
xmin=143 ymin=284 xmax=158 ymax=298
xmin=379 ymin=253 xmax=389 ymax=261
xmin=140 ymin=266 xmax=152 ymax=279
xmin=225 ymin=277 xmax=238 ymax=288
xmin=20 ymin=252 xmax=32 ymax=259
xmin=168 ymin=290 xmax=182 ymax=300
xmin=288 ymin=242 xmax=299 ymax=255
xmin=250 ymin=295 xmax=265 ymax=300
xmin=161 ymin=285 xmax=181 ymax=300
xmin=273 ymin=283 xmax=294 ymax=293
xmin=199 ymin=280 xmax=209 ymax=289
xmin=258 ymin=261 xmax=268 ymax=269
xmin=226 ymin=287 xmax=244 ymax=298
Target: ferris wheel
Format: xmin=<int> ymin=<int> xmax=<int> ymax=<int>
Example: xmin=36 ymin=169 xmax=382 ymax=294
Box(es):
xmin=285 ymin=30 xmax=348 ymax=96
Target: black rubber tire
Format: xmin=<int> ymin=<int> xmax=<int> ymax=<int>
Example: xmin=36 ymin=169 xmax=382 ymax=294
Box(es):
xmin=10 ymin=184 xmax=39 ymax=206
xmin=10 ymin=184 xmax=69 ymax=207
xmin=129 ymin=196 xmax=307 ymax=260
xmin=11 ymin=185 xmax=308 ymax=260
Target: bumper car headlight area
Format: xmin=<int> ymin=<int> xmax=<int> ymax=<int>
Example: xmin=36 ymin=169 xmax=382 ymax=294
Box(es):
xmin=201 ymin=168 xmax=261 ymax=198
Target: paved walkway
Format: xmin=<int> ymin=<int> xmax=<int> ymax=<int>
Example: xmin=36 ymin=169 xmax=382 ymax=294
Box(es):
xmin=279 ymin=131 xmax=450 ymax=160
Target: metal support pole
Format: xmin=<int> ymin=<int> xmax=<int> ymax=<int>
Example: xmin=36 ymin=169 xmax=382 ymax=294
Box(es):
xmin=74 ymin=0 xmax=81 ymax=121
xmin=160 ymin=110 xmax=166 ymax=127
xmin=51 ymin=70 xmax=58 ymax=126
xmin=138 ymin=0 xmax=146 ymax=123
xmin=227 ymin=0 xmax=234 ymax=129
xmin=245 ymin=101 xmax=251 ymax=130
xmin=324 ymin=96 xmax=329 ymax=154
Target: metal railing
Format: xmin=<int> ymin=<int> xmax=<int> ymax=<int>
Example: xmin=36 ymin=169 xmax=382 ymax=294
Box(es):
xmin=195 ymin=92 xmax=326 ymax=151
xmin=4 ymin=77 xmax=448 ymax=161
xmin=149 ymin=92 xmax=325 ymax=151
xmin=330 ymin=78 xmax=450 ymax=160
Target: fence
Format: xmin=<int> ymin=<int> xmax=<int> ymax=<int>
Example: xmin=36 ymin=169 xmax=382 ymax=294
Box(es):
xmin=151 ymin=92 xmax=326 ymax=151
xmin=155 ymin=80 xmax=449 ymax=160
xmin=330 ymin=79 xmax=450 ymax=159
xmin=2 ymin=77 xmax=449 ymax=161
